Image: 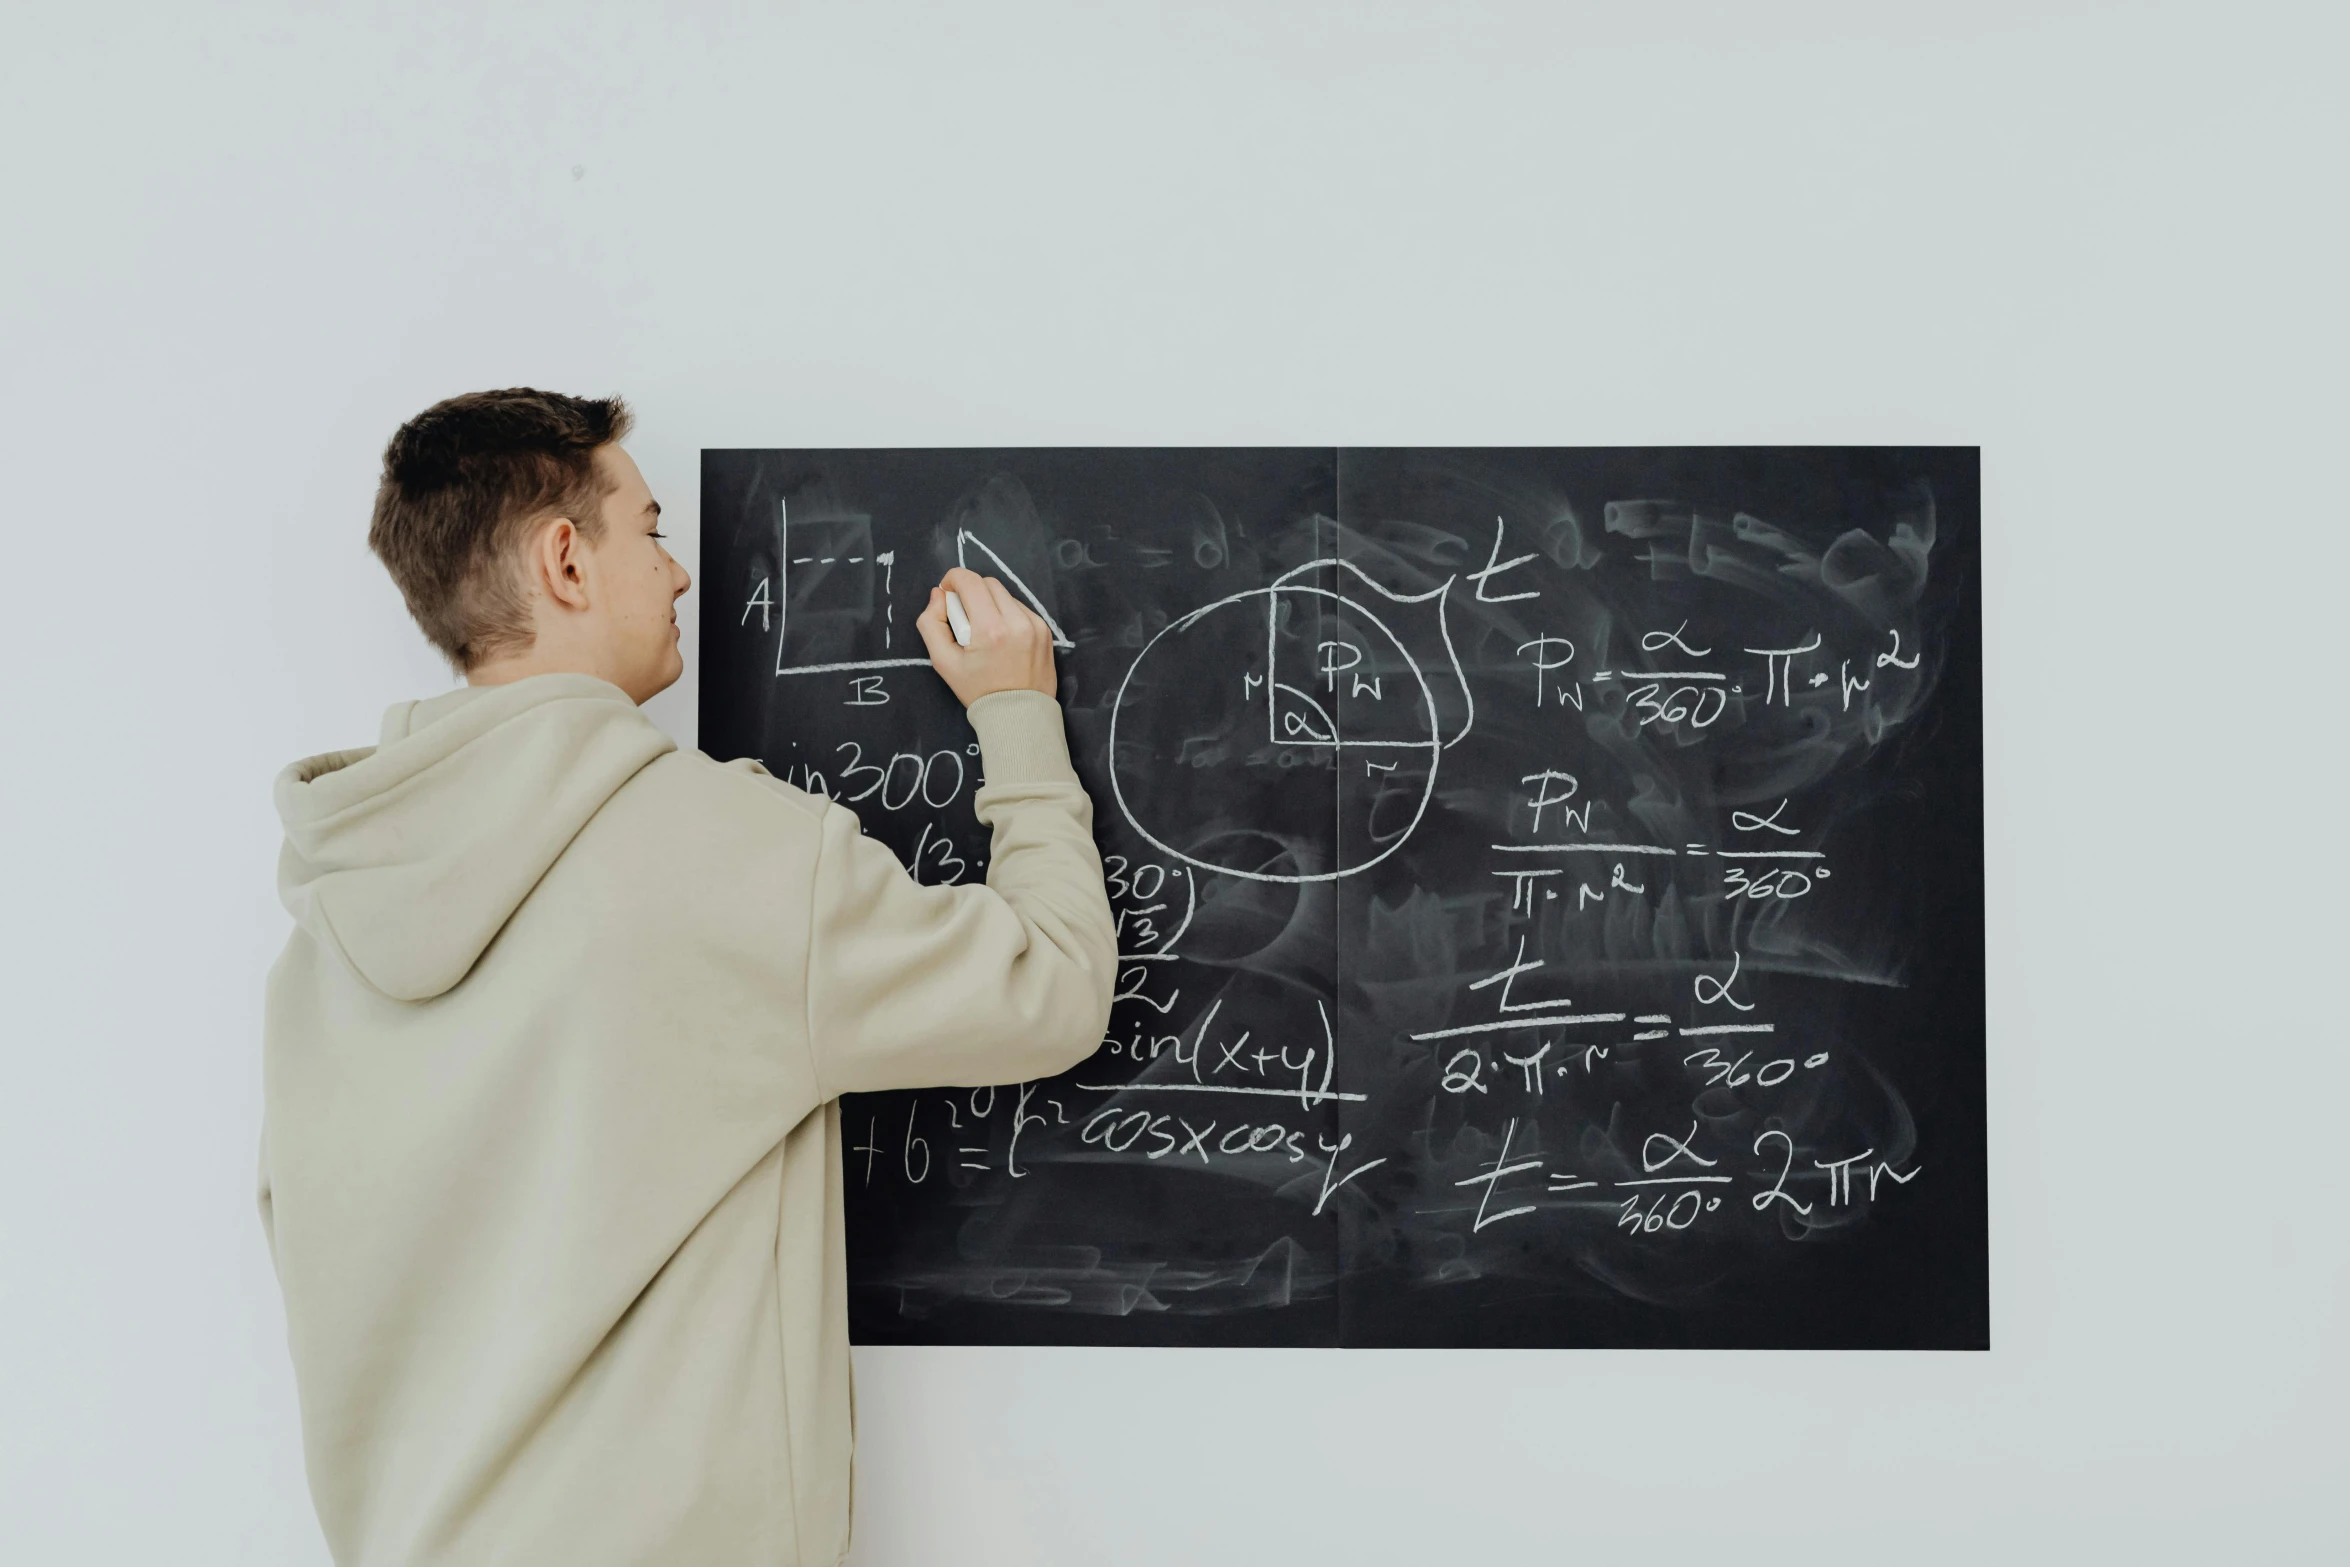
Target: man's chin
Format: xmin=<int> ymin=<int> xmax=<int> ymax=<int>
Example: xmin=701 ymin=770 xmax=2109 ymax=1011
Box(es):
xmin=650 ymin=649 xmax=685 ymax=700
xmin=617 ymin=651 xmax=685 ymax=707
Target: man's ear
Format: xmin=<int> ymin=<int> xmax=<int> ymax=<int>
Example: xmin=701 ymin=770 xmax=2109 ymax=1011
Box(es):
xmin=534 ymin=518 xmax=592 ymax=611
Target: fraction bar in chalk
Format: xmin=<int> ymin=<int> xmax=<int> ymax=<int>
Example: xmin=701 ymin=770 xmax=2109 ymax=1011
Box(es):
xmin=1678 ymin=1023 xmax=1776 ymax=1036
xmin=1613 ymin=1175 xmax=1734 ymax=1186
xmin=1410 ymin=1014 xmax=1627 ymax=1040
xmin=1490 ymin=868 xmax=1563 ymax=876
xmin=1715 ymin=850 xmax=1826 ymax=859
xmin=1615 ymin=670 xmax=1728 ymax=681
xmin=1635 ymin=1014 xmax=1672 ymax=1024
xmin=775 ymin=658 xmax=935 ymax=676
xmin=1488 ymin=843 xmax=1680 ymax=856
xmin=1070 ymin=1081 xmax=1369 ymax=1103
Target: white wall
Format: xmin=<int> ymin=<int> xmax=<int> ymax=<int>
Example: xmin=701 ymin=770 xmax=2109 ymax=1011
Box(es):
xmin=4 ymin=3 xmax=2343 ymax=1561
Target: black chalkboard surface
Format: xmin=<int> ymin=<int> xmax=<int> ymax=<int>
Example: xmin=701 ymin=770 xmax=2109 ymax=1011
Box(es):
xmin=699 ymin=448 xmax=1985 ymax=1349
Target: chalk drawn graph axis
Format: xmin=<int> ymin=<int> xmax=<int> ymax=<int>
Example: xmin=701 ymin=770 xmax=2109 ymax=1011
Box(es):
xmin=768 ymin=498 xmax=929 ymax=678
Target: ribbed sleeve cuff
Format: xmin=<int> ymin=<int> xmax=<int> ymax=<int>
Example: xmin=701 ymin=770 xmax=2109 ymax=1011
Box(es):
xmin=966 ymin=690 xmax=1077 ymax=786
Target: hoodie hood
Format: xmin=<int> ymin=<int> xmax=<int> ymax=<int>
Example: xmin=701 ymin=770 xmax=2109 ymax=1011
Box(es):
xmin=274 ymin=673 xmax=677 ymax=1001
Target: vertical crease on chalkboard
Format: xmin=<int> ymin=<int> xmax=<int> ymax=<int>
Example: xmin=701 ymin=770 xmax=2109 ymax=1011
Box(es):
xmin=1329 ymin=444 xmax=1350 ymax=1348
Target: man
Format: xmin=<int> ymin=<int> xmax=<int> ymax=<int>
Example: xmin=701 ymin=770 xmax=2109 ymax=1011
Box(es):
xmin=260 ymin=388 xmax=1116 ymax=1565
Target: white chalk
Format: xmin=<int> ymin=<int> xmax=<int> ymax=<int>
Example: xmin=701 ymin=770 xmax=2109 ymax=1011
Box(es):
xmin=944 ymin=589 xmax=973 ymax=647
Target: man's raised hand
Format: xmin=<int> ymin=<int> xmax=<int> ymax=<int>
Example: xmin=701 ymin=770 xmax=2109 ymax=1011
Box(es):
xmin=915 ymin=567 xmax=1059 ymax=707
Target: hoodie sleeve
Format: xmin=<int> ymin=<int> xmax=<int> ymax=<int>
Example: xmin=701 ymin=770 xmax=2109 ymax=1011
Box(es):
xmin=803 ymin=690 xmax=1117 ymax=1100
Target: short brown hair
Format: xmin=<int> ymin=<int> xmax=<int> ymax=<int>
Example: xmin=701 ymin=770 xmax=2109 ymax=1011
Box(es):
xmin=368 ymin=388 xmax=635 ymax=669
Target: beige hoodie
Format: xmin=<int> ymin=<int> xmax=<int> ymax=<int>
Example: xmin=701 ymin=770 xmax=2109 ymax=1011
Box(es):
xmin=261 ymin=672 xmax=1115 ymax=1566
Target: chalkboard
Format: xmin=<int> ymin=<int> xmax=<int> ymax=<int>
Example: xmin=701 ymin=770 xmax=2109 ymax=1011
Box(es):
xmin=699 ymin=448 xmax=1985 ymax=1350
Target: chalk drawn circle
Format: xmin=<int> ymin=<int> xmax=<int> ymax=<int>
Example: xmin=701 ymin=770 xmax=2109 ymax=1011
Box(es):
xmin=1107 ymin=581 xmax=1440 ymax=885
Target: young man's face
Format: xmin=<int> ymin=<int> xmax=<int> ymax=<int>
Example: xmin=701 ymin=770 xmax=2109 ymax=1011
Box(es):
xmin=583 ymin=445 xmax=690 ymax=703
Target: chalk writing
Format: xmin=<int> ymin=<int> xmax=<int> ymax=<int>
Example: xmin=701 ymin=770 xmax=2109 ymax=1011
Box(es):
xmin=699 ymin=446 xmax=1985 ymax=1349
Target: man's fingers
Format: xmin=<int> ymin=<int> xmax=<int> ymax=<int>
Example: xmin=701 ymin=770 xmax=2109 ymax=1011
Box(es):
xmin=975 ymin=573 xmax=1053 ymax=651
xmin=914 ymin=586 xmax=957 ymax=662
xmin=914 ymin=583 xmax=952 ymax=640
xmin=940 ymin=567 xmax=1010 ymax=639
xmin=944 ymin=567 xmax=1044 ymax=646
xmin=979 ymin=574 xmax=1030 ymax=638
xmin=921 ymin=569 xmax=1058 ymax=705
